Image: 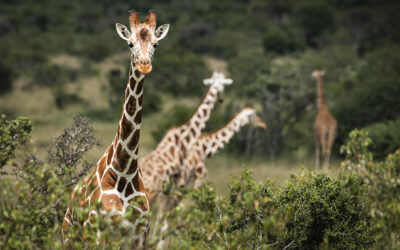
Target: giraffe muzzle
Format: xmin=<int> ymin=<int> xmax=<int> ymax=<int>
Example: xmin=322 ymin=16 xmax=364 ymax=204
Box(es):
xmin=137 ymin=58 xmax=153 ymax=74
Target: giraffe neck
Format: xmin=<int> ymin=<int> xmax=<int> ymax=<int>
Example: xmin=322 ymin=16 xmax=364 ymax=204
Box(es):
xmin=180 ymin=84 xmax=220 ymax=149
xmin=108 ymin=61 xmax=145 ymax=177
xmin=196 ymin=109 xmax=252 ymax=159
xmin=316 ymin=75 xmax=326 ymax=110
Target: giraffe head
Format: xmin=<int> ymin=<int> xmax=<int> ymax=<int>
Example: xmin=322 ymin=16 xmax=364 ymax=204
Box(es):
xmin=115 ymin=10 xmax=170 ymax=74
xmin=242 ymin=107 xmax=267 ymax=129
xmin=203 ymin=71 xmax=233 ymax=103
xmin=312 ymin=69 xmax=325 ymax=80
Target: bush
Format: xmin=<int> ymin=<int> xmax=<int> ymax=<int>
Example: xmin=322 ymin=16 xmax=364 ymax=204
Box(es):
xmin=276 ymin=171 xmax=372 ymax=249
xmin=159 ymin=168 xmax=373 ymax=249
xmin=0 ymin=115 xmax=106 ymax=248
xmin=0 ymin=114 xmax=31 ymax=169
xmin=366 ymin=119 xmax=400 ymax=159
xmin=341 ymin=129 xmax=400 ymax=249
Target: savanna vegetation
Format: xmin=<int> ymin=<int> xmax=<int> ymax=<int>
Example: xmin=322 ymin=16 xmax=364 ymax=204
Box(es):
xmin=0 ymin=0 xmax=399 ymax=249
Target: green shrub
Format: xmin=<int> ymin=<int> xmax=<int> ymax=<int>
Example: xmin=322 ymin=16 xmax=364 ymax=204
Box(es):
xmin=366 ymin=119 xmax=400 ymax=159
xmin=159 ymin=168 xmax=372 ymax=249
xmin=0 ymin=115 xmax=107 ymax=248
xmin=341 ymin=129 xmax=400 ymax=249
xmin=276 ymin=171 xmax=372 ymax=249
xmin=0 ymin=114 xmax=31 ymax=169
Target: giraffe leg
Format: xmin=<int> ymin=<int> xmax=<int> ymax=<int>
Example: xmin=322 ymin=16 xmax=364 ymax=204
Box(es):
xmin=156 ymin=217 xmax=169 ymax=249
xmin=62 ymin=208 xmax=73 ymax=245
xmin=314 ymin=132 xmax=321 ymax=169
xmin=151 ymin=199 xmax=165 ymax=240
xmin=323 ymin=125 xmax=337 ymax=170
xmin=155 ymin=192 xmax=180 ymax=249
xmin=319 ymin=128 xmax=329 ymax=169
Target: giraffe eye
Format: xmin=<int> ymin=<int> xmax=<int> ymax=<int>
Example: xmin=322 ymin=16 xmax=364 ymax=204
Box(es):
xmin=128 ymin=43 xmax=133 ymax=48
xmin=153 ymin=43 xmax=158 ymax=48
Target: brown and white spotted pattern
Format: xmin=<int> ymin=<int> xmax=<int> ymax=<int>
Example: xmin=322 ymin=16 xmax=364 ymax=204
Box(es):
xmin=153 ymin=107 xmax=266 ymax=248
xmin=62 ymin=10 xmax=170 ymax=248
xmin=179 ymin=107 xmax=266 ymax=190
xmin=139 ymin=71 xmax=233 ymax=204
xmin=140 ymin=72 xmax=232 ymax=248
xmin=312 ymin=70 xmax=337 ymax=169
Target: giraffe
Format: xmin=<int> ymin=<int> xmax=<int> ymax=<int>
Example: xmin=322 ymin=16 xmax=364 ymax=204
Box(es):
xmin=139 ymin=71 xmax=233 ymax=204
xmin=153 ymin=107 xmax=266 ymax=247
xmin=62 ymin=10 xmax=170 ymax=248
xmin=139 ymin=71 xmax=232 ymax=247
xmin=312 ymin=69 xmax=337 ymax=170
xmin=179 ymin=107 xmax=266 ymax=190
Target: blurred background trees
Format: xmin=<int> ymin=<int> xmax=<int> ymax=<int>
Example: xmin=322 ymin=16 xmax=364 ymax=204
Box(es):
xmin=0 ymin=0 xmax=399 ymax=159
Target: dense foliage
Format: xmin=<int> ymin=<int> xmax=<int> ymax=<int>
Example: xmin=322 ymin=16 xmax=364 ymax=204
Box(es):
xmin=0 ymin=114 xmax=31 ymax=168
xmin=340 ymin=129 xmax=400 ymax=248
xmin=0 ymin=113 xmax=399 ymax=248
xmin=0 ymin=116 xmax=100 ymax=248
xmin=161 ymin=170 xmax=372 ymax=249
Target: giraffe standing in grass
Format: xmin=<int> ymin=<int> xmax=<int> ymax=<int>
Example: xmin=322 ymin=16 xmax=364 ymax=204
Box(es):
xmin=178 ymin=107 xmax=266 ymax=189
xmin=312 ymin=70 xmax=337 ymax=169
xmin=62 ymin=10 xmax=170 ymax=248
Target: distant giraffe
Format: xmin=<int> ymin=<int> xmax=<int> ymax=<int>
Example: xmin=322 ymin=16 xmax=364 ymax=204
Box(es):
xmin=312 ymin=70 xmax=337 ymax=169
xmin=62 ymin=10 xmax=170 ymax=248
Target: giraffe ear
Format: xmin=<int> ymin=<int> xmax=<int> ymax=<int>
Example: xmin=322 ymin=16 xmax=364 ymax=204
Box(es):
xmin=155 ymin=24 xmax=169 ymax=41
xmin=320 ymin=71 xmax=326 ymax=76
xmin=116 ymin=23 xmax=131 ymax=41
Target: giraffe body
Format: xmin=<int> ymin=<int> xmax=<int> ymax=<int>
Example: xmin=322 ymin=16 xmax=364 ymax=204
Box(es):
xmin=62 ymin=10 xmax=170 ymax=248
xmin=312 ymin=70 xmax=337 ymax=169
